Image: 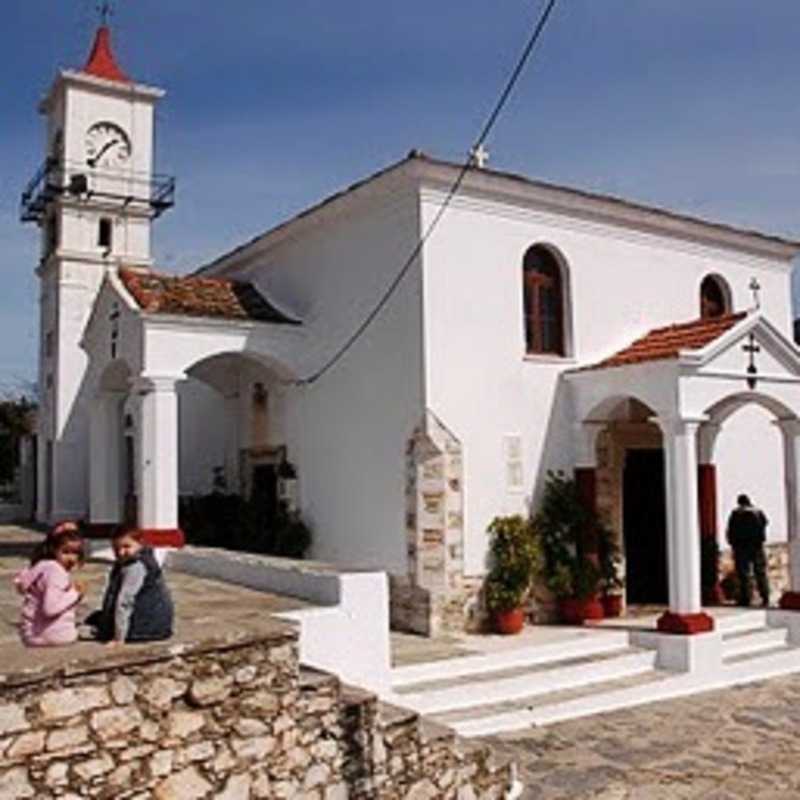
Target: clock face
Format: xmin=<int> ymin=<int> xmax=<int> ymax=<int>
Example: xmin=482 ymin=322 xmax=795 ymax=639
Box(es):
xmin=85 ymin=122 xmax=132 ymax=169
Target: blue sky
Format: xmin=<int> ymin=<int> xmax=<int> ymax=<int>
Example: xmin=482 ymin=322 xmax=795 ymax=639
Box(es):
xmin=1 ymin=1 xmax=799 ymax=391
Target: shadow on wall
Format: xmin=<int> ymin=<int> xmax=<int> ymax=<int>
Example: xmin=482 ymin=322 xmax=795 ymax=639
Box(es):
xmin=530 ymin=375 xmax=575 ymax=515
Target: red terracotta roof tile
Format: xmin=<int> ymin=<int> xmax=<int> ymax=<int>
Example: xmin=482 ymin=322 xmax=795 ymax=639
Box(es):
xmin=588 ymin=312 xmax=746 ymax=370
xmin=119 ymin=269 xmax=300 ymax=325
xmin=83 ymin=26 xmax=131 ymax=84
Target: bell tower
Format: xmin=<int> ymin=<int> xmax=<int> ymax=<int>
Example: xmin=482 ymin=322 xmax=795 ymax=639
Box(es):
xmin=21 ymin=24 xmax=174 ymax=523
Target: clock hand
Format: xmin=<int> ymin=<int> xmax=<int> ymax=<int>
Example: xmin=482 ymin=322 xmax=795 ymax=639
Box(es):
xmin=87 ymin=139 xmax=120 ymax=168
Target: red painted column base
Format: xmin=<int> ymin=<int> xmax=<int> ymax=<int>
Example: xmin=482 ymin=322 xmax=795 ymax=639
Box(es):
xmin=138 ymin=529 xmax=186 ymax=548
xmin=657 ymin=611 xmax=715 ymax=635
xmin=779 ymin=591 xmax=800 ymax=611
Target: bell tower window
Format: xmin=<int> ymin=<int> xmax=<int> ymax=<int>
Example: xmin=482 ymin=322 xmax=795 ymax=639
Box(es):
xmin=98 ymin=218 xmax=113 ymax=252
xmin=700 ymin=275 xmax=731 ymax=319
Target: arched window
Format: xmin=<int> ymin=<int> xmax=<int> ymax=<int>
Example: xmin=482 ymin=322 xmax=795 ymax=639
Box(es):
xmin=700 ymin=275 xmax=731 ymax=319
xmin=523 ymin=245 xmax=565 ymax=355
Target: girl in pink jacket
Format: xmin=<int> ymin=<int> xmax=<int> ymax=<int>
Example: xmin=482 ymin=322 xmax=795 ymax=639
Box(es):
xmin=14 ymin=523 xmax=86 ymax=647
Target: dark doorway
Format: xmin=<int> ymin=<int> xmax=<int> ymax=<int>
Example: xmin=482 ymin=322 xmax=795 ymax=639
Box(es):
xmin=623 ymin=449 xmax=668 ymax=604
xmin=251 ymin=464 xmax=279 ymax=531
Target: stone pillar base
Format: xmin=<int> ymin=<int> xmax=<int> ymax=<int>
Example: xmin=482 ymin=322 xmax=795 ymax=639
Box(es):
xmin=655 ymin=630 xmax=723 ymax=672
xmin=139 ymin=528 xmax=185 ymax=548
xmin=779 ymin=591 xmax=800 ymax=611
xmin=657 ymin=611 xmax=715 ymax=635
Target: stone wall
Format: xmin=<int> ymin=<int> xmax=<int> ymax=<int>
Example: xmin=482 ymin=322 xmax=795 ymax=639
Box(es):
xmin=720 ymin=542 xmax=790 ymax=600
xmin=398 ymin=412 xmax=473 ymax=637
xmin=0 ymin=627 xmax=511 ymax=799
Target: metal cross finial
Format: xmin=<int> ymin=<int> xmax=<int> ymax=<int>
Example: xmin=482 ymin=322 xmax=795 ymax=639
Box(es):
xmin=749 ymin=277 xmax=762 ymax=310
xmin=469 ymin=143 xmax=490 ymax=169
xmin=98 ymin=1 xmax=114 ymax=25
xmin=742 ymin=332 xmax=761 ymax=390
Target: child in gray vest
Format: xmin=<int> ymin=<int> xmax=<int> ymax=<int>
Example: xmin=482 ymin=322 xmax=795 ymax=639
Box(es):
xmin=87 ymin=529 xmax=174 ymax=644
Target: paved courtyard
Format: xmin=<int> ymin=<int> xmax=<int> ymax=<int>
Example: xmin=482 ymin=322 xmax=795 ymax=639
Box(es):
xmin=0 ymin=525 xmax=306 ymax=676
xmin=487 ymin=675 xmax=800 ymax=799
xmin=5 ymin=524 xmax=800 ymax=798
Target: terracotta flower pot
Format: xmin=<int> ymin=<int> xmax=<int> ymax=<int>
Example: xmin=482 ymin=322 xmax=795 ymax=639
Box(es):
xmin=493 ymin=607 xmax=526 ymax=635
xmin=602 ymin=594 xmax=623 ymax=618
xmin=559 ymin=596 xmax=605 ymax=625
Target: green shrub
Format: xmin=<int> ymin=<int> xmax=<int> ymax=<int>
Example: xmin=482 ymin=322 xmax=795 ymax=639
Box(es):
xmin=483 ymin=515 xmax=542 ymax=612
xmin=179 ymin=490 xmax=313 ymax=560
xmin=534 ymin=471 xmax=607 ymax=600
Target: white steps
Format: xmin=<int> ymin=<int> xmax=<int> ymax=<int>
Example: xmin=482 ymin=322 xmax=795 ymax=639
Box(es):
xmin=722 ymin=627 xmax=788 ymax=660
xmin=391 ymin=630 xmax=631 ymax=689
xmin=386 ymin=611 xmax=800 ymax=737
xmin=393 ymin=647 xmax=657 ymax=716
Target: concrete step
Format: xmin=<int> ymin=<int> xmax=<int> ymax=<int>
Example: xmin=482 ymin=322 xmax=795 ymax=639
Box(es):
xmin=715 ymin=610 xmax=768 ymax=636
xmin=390 ymin=630 xmax=631 ymax=690
xmin=392 ymin=647 xmax=657 ymax=716
xmin=722 ymin=627 xmax=788 ymax=660
xmin=724 ymin=643 xmax=793 ymax=665
xmin=439 ymin=642 xmax=800 ymax=737
xmin=435 ymin=669 xmax=669 ymax=737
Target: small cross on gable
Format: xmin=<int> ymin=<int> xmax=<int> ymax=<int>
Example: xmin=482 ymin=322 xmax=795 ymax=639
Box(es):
xmin=469 ymin=143 xmax=490 ymax=169
xmin=742 ymin=332 xmax=761 ymax=390
xmin=749 ymin=277 xmax=762 ymax=310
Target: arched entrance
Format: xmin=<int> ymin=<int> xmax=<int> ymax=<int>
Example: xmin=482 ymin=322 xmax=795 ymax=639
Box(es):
xmin=178 ymin=351 xmax=301 ymax=541
xmin=568 ymin=312 xmax=800 ymax=638
xmin=579 ymin=397 xmax=667 ymax=609
xmin=89 ymin=359 xmax=133 ymax=528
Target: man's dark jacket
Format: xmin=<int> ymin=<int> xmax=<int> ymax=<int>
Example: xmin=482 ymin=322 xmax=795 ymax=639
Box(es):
xmin=726 ymin=506 xmax=768 ymax=549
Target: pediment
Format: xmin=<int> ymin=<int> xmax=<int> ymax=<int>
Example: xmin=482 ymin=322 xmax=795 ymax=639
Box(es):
xmin=688 ymin=315 xmax=800 ymax=381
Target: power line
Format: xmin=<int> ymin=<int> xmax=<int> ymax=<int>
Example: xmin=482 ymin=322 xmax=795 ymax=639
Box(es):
xmin=296 ymin=0 xmax=561 ymax=386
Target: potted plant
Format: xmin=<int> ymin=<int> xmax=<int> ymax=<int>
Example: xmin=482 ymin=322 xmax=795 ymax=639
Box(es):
xmin=484 ymin=515 xmax=542 ymax=634
xmin=535 ymin=471 xmax=605 ymax=624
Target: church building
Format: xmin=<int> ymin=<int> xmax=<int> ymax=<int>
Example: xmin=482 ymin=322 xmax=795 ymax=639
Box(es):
xmin=24 ymin=26 xmax=800 ymax=639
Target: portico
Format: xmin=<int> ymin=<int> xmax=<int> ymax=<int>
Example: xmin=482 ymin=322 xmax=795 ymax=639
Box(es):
xmin=567 ymin=312 xmax=800 ymax=636
xmin=83 ymin=267 xmax=304 ymax=545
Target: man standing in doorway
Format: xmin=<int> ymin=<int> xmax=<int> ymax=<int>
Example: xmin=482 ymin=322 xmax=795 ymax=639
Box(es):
xmin=726 ymin=494 xmax=770 ymax=607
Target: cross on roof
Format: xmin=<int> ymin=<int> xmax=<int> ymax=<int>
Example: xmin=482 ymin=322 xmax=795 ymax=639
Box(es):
xmin=98 ymin=1 xmax=114 ymax=25
xmin=743 ymin=332 xmax=761 ymax=390
xmin=469 ymin=143 xmax=490 ymax=169
xmin=749 ymin=277 xmax=761 ymax=310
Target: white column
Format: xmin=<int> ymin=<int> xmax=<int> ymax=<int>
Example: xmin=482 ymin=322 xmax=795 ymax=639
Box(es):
xmin=776 ymin=419 xmax=800 ymax=592
xmin=660 ymin=417 xmax=704 ymax=615
xmin=34 ymin=428 xmax=49 ymax=523
xmin=133 ymin=375 xmax=182 ymax=531
xmin=89 ymin=391 xmax=125 ymax=524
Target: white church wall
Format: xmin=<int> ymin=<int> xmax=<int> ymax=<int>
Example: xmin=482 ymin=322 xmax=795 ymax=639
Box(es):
xmin=714 ymin=403 xmax=787 ymax=545
xmin=177 ymin=378 xmax=228 ymax=496
xmin=420 ymin=191 xmax=795 ymax=576
xmin=214 ymin=192 xmax=424 ymax=575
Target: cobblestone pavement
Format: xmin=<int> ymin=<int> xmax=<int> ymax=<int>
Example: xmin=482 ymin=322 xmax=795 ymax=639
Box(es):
xmin=486 ymin=675 xmax=800 ymax=799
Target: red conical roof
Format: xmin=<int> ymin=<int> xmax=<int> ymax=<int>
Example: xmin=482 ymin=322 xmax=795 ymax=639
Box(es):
xmin=82 ymin=26 xmax=131 ymax=83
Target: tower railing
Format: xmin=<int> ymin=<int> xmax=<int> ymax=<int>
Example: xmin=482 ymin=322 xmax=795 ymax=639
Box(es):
xmin=20 ymin=158 xmax=175 ymax=223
